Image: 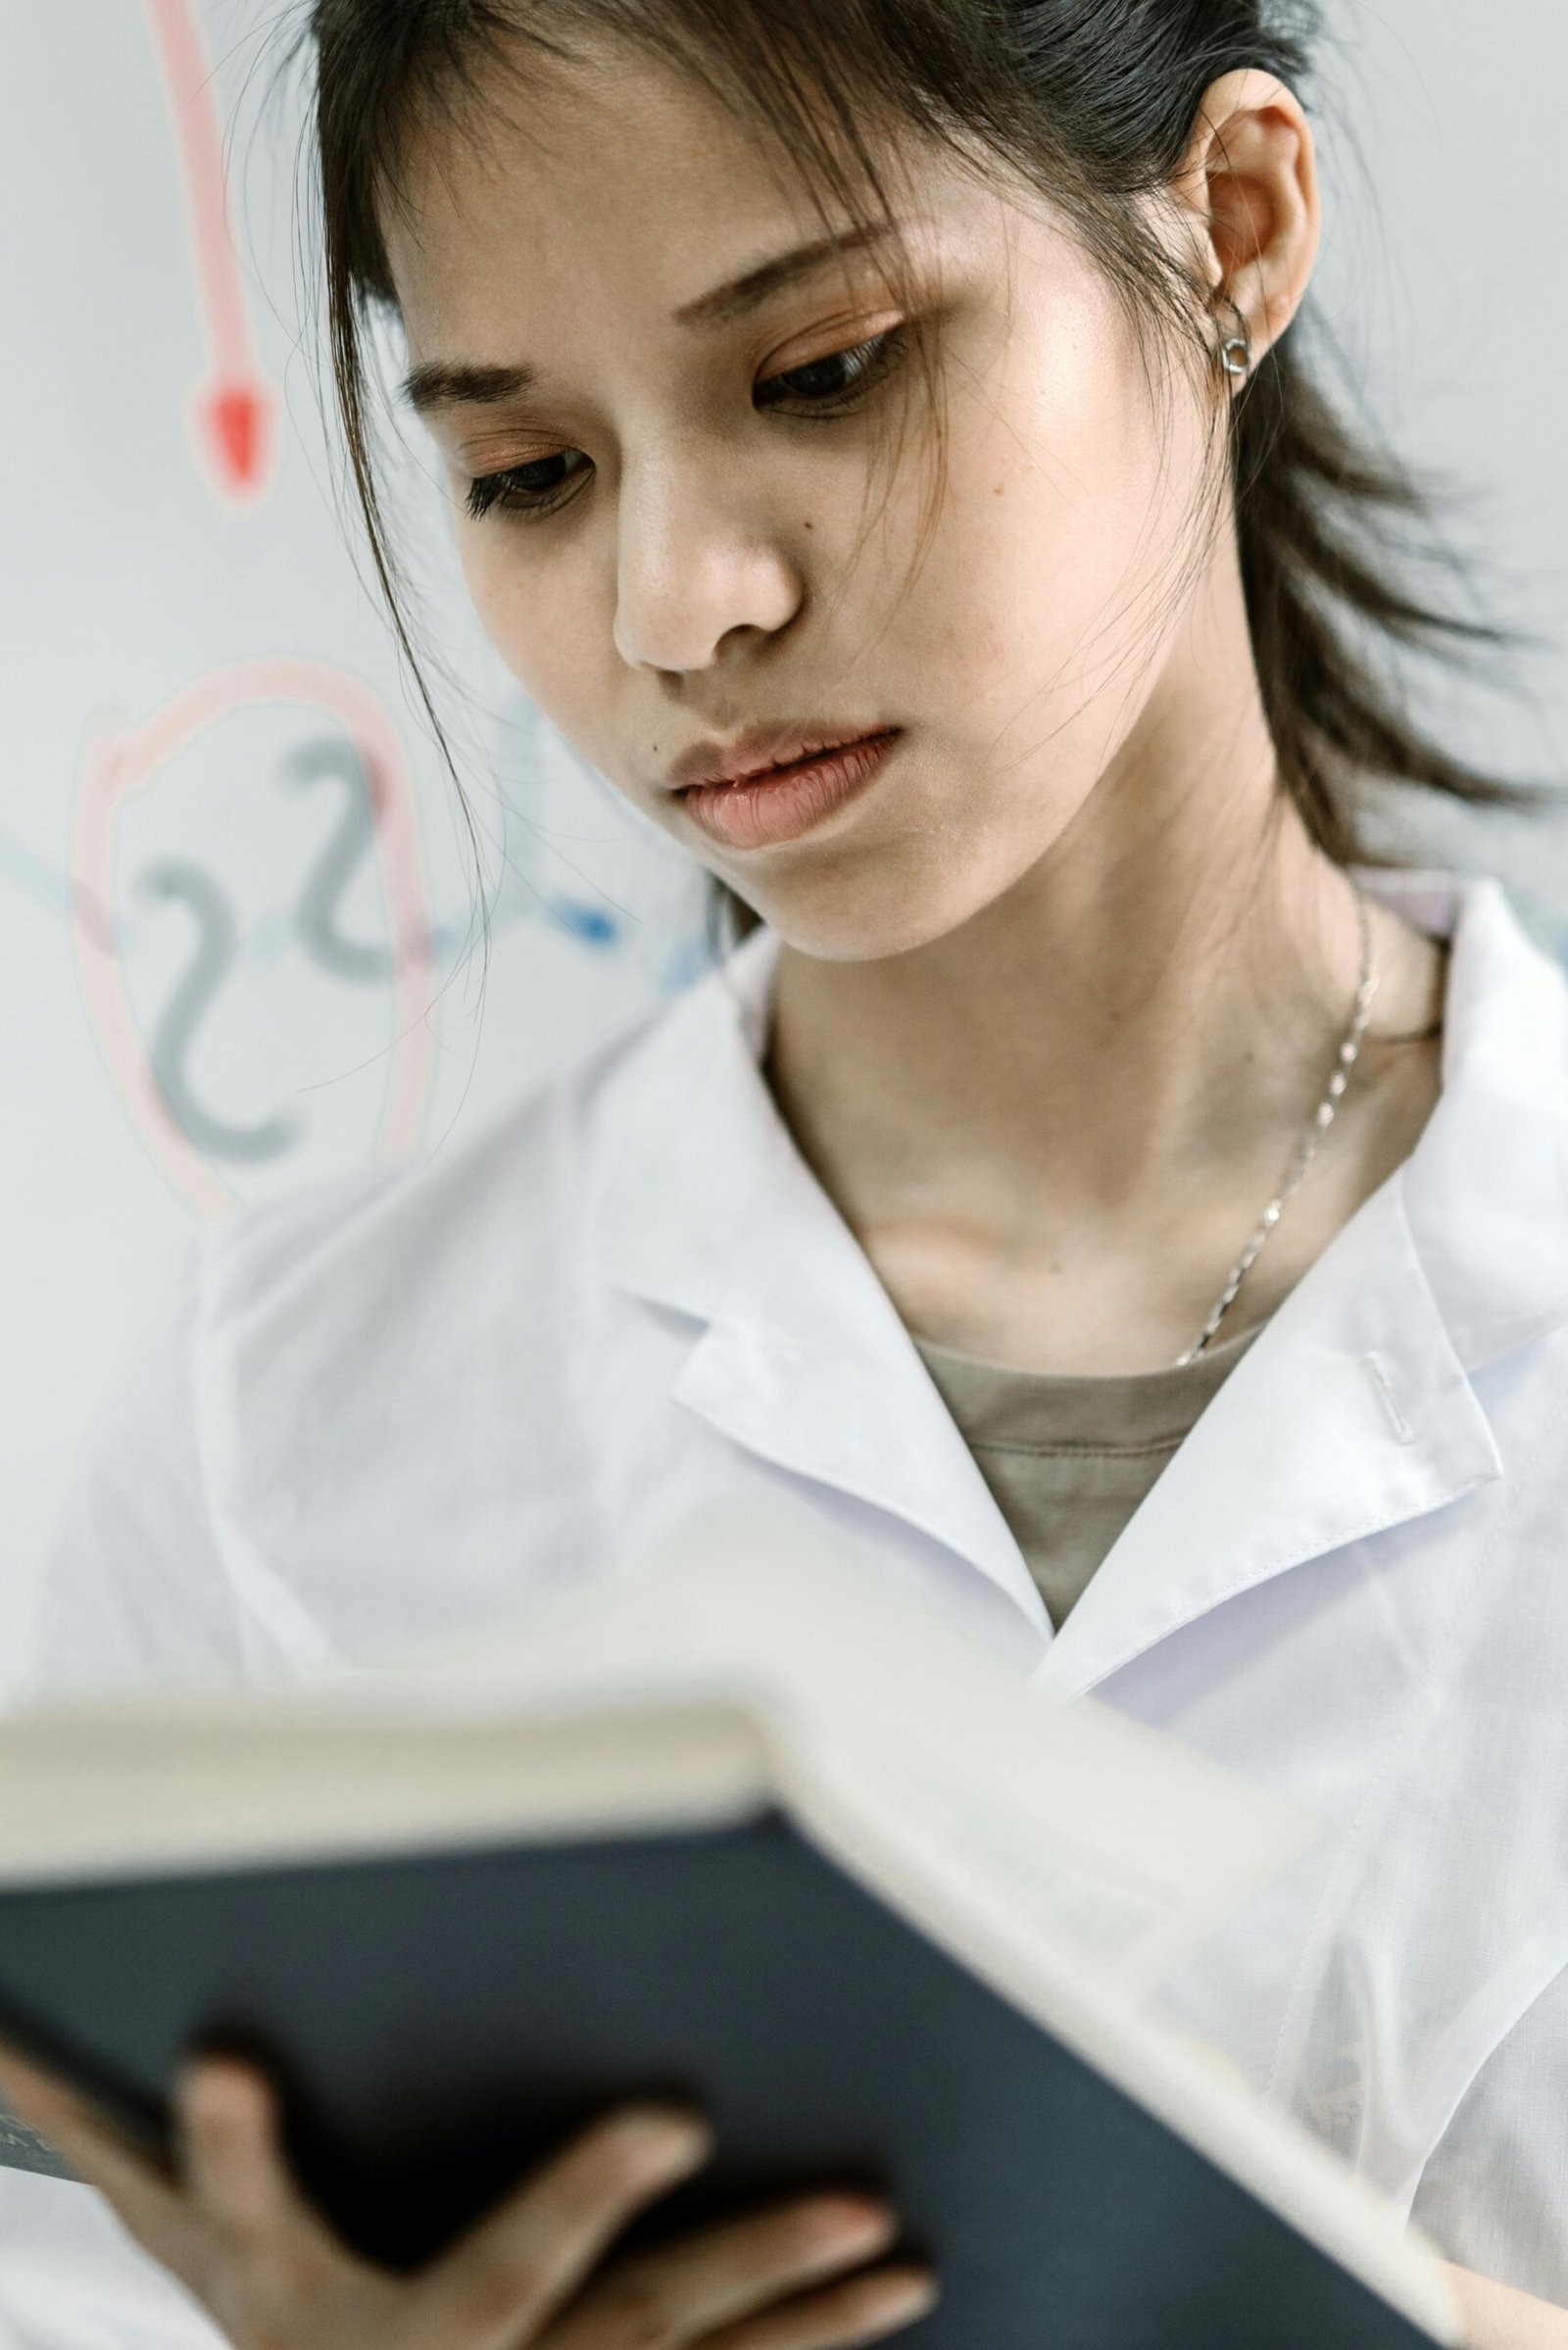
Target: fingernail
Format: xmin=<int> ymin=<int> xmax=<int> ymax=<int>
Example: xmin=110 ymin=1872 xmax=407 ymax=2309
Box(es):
xmin=608 ymin=2106 xmax=713 ymax=2170
xmin=178 ymin=2061 xmax=262 ymax=2131
xmin=870 ymin=2268 xmax=940 ymax=2321
xmin=814 ymin=2195 xmax=898 ymax=2254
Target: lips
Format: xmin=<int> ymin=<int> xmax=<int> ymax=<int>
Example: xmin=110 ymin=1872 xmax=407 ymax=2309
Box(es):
xmin=664 ymin=723 xmax=898 ymax=794
xmin=673 ymin=729 xmax=904 ymax=851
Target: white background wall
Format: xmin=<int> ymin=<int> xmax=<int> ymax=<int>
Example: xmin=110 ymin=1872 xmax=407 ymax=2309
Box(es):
xmin=2 ymin=0 xmax=1564 ymax=1655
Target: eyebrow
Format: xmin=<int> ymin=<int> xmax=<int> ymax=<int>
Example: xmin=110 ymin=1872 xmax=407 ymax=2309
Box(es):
xmin=671 ymin=220 xmax=900 ymax=327
xmin=400 ymin=222 xmax=901 ymax=417
xmin=402 ymin=357 xmax=542 ymax=418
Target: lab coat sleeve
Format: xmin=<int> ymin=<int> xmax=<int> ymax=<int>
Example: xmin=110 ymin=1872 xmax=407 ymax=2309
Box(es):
xmin=0 ymin=1238 xmax=247 ymax=2343
xmin=0 ymin=2169 xmax=227 ymax=2350
xmin=1409 ymin=1959 xmax=1568 ymax=2310
xmin=16 ymin=1231 xmax=249 ymax=1701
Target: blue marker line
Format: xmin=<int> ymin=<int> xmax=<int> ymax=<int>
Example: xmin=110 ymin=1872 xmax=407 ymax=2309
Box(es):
xmin=549 ymin=899 xmax=619 ymax=948
xmin=0 ymin=826 xmax=74 ymax=921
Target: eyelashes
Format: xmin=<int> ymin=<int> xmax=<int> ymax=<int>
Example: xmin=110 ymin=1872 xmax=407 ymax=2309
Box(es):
xmin=465 ymin=448 xmax=589 ymax=523
xmin=463 ymin=322 xmax=910 ymax=524
xmin=752 ymin=323 xmax=907 ymax=415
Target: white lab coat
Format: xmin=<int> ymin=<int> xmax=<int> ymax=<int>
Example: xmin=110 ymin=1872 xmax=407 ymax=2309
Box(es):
xmin=6 ymin=862 xmax=1568 ymax=2343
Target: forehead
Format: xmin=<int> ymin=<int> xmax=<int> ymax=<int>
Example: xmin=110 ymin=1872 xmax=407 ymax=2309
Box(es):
xmin=380 ymin=36 xmax=952 ymax=354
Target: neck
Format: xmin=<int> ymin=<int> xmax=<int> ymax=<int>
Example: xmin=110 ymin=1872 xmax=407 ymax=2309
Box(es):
xmin=763 ymin=677 xmax=1446 ymax=1372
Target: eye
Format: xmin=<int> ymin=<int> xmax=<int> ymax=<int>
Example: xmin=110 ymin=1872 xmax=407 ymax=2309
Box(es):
xmin=754 ymin=324 xmax=908 ymax=415
xmin=465 ymin=446 xmax=591 ymax=523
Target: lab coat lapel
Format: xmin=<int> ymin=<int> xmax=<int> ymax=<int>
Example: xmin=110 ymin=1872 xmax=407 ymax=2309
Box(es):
xmin=1030 ymin=1174 xmax=1505 ymax=1699
xmin=1035 ymin=874 xmax=1568 ymax=1699
xmin=591 ymin=935 xmax=1049 ymax=1630
xmin=1398 ymin=878 xmax=1568 ymax=1371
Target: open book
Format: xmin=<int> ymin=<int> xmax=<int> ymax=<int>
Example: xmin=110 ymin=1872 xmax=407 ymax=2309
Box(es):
xmin=0 ymin=1511 xmax=1459 ymax=2347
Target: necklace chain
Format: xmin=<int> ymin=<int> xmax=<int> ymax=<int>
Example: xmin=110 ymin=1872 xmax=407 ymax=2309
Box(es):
xmin=1175 ymin=891 xmax=1379 ymax=1369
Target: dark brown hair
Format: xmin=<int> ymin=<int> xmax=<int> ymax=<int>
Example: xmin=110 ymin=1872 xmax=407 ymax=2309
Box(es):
xmin=285 ymin=0 xmax=1535 ymax=928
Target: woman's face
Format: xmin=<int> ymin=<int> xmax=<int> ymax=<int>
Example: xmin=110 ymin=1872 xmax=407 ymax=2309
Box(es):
xmin=385 ymin=43 xmax=1222 ymax=960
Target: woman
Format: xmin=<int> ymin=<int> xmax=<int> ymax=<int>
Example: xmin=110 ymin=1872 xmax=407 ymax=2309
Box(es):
xmin=4 ymin=2 xmax=1568 ymax=2345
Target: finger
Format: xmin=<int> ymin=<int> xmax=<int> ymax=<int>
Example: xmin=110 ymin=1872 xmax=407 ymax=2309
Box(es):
xmin=553 ymin=2192 xmax=898 ymax=2348
xmin=705 ymin=2265 xmax=940 ymax=2350
xmin=411 ymin=2106 xmax=712 ymax=2350
xmin=0 ymin=2040 xmax=190 ymax=2253
xmin=176 ymin=2057 xmax=345 ymax=2271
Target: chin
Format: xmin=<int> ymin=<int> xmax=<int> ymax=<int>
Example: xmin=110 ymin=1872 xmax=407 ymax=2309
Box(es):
xmin=739 ymin=860 xmax=1006 ymax=965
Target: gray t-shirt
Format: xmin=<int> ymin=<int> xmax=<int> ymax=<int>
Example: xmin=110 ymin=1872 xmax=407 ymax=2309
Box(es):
xmin=913 ymin=1319 xmax=1265 ymax=1630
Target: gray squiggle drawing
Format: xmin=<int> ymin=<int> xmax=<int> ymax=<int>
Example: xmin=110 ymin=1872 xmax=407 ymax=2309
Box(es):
xmin=139 ymin=860 xmax=298 ymax=1162
xmin=283 ymin=737 xmax=395 ymax=982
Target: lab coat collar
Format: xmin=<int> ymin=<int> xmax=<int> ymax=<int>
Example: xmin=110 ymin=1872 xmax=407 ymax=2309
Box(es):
xmin=1396 ymin=872 xmax=1568 ymax=1370
xmin=1041 ymin=868 xmax=1568 ymax=1695
xmin=591 ymin=936 xmax=1048 ymax=1625
xmin=592 ymin=870 xmax=1568 ymax=1684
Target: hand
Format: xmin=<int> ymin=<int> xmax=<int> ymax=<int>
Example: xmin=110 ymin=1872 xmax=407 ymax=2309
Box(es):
xmin=0 ymin=2042 xmax=937 ymax=2350
xmin=1441 ymin=2261 xmax=1568 ymax=2349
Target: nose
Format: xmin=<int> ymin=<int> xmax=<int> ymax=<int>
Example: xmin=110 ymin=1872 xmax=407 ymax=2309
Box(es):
xmin=612 ymin=442 xmax=803 ymax=674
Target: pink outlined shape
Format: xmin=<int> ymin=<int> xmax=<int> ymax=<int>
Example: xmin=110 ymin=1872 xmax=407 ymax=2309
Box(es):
xmin=74 ymin=661 xmax=438 ymax=1223
xmin=143 ymin=0 xmax=280 ymax=508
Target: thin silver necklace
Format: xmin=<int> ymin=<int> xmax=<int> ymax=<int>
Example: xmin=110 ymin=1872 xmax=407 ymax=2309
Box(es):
xmin=1176 ymin=890 xmax=1379 ymax=1368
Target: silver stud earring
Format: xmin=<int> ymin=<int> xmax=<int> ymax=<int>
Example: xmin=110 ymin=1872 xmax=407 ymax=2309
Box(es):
xmin=1218 ymin=299 xmax=1252 ymax=385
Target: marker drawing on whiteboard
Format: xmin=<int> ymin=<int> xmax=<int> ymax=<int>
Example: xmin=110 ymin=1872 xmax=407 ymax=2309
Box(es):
xmin=490 ymin=707 xmax=629 ymax=953
xmin=285 ymin=738 xmax=397 ymax=983
xmin=139 ymin=860 xmax=300 ymax=1163
xmin=142 ymin=0 xmax=279 ymax=507
xmin=73 ymin=661 xmax=439 ymax=1219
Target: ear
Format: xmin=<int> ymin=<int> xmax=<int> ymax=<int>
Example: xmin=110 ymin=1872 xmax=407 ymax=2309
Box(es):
xmin=1171 ymin=69 xmax=1321 ymax=367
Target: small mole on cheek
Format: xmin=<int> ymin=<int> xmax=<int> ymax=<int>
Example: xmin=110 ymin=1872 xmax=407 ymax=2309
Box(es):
xmin=993 ymin=482 xmax=1004 ymax=497
xmin=803 ymin=519 xmax=813 ymax=531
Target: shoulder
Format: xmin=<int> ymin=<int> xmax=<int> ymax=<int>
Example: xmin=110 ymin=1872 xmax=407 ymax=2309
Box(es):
xmin=198 ymin=925 xmax=774 ymax=1391
xmin=197 ymin=961 xmax=772 ymax=1651
xmin=28 ymin=977 xmax=743 ymax=1690
xmin=202 ymin=983 xmax=685 ymax=1376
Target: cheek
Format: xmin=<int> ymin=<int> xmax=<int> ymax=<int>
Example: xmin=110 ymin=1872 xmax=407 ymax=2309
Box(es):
xmin=457 ymin=525 xmax=607 ymax=726
xmin=454 ymin=522 xmax=675 ymax=833
xmin=906 ymin=318 xmax=1189 ymax=715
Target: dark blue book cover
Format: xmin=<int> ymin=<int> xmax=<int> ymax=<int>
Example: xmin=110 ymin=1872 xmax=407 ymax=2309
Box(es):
xmin=0 ymin=1807 xmax=1446 ymax=2349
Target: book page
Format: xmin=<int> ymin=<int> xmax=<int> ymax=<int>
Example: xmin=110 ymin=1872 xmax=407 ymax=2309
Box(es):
xmin=380 ymin=1507 xmax=1317 ymax=1993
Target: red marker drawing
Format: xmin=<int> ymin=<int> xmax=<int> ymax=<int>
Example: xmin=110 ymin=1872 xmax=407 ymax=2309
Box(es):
xmin=143 ymin=0 xmax=279 ymax=507
xmin=74 ymin=661 xmax=438 ymax=1221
